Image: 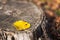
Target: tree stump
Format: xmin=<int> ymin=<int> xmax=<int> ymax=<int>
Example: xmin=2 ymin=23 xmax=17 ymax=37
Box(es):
xmin=0 ymin=0 xmax=43 ymax=40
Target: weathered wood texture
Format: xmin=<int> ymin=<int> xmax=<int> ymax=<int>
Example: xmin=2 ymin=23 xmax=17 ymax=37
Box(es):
xmin=0 ymin=0 xmax=43 ymax=40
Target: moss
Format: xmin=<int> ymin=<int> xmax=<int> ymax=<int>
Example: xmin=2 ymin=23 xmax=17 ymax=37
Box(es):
xmin=55 ymin=10 xmax=60 ymax=16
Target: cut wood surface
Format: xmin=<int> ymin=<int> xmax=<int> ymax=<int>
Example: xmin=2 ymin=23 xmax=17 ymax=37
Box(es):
xmin=0 ymin=0 xmax=43 ymax=40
